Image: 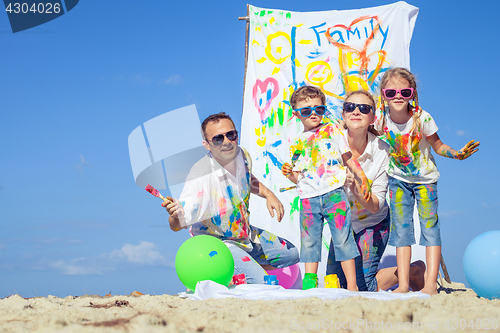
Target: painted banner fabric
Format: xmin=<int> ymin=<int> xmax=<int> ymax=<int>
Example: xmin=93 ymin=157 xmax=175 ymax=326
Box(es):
xmin=240 ymin=2 xmax=420 ymax=279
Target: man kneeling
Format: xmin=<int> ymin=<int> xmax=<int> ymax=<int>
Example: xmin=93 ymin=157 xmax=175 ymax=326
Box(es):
xmin=163 ymin=112 xmax=299 ymax=284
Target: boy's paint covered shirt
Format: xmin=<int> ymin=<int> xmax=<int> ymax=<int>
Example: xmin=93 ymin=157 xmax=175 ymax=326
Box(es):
xmin=290 ymin=122 xmax=349 ymax=199
xmin=380 ymin=109 xmax=440 ymax=184
xmin=177 ymin=148 xmax=252 ymax=243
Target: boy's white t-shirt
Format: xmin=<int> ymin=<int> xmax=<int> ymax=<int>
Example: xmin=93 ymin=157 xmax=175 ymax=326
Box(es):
xmin=290 ymin=122 xmax=349 ymax=199
xmin=381 ymin=109 xmax=440 ymax=184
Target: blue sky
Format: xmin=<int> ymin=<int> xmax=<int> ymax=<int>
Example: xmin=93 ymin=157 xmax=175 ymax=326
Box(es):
xmin=1 ymin=0 xmax=498 ymax=297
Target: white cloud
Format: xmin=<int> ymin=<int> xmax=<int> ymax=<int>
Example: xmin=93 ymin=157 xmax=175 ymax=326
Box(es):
xmin=162 ymin=74 xmax=181 ymax=84
xmin=75 ymin=155 xmax=92 ymax=174
xmin=133 ymin=74 xmax=151 ymax=85
xmin=439 ymin=210 xmax=463 ymax=218
xmin=48 ymin=259 xmax=104 ymax=275
xmin=456 ymin=130 xmax=465 ymax=136
xmin=44 ymin=241 xmax=172 ymax=275
xmin=481 ymin=202 xmax=500 ymax=209
xmin=65 ymin=239 xmax=84 ymax=246
xmin=108 ymin=241 xmax=167 ymax=266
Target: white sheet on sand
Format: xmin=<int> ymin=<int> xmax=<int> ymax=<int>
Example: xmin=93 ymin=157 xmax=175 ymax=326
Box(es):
xmin=179 ymin=281 xmax=431 ymax=301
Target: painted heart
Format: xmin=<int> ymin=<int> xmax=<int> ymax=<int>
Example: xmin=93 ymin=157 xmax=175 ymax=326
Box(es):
xmin=252 ymin=77 xmax=279 ymax=120
xmin=324 ymin=16 xmax=386 ymax=85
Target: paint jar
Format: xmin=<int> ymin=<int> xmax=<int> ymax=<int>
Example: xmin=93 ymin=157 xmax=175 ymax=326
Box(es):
xmin=232 ymin=274 xmax=247 ymax=285
xmin=263 ymin=275 xmax=279 ymax=285
xmin=324 ymin=274 xmax=340 ymax=288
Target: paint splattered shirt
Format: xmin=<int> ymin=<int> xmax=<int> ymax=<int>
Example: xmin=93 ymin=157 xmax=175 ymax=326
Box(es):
xmin=380 ymin=110 xmax=440 ymax=184
xmin=290 ymin=123 xmax=349 ymax=199
xmin=177 ymin=147 xmax=252 ymax=242
xmin=343 ymin=131 xmax=390 ymax=234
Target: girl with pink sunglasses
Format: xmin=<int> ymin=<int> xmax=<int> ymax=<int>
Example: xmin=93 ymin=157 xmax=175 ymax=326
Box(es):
xmin=377 ymin=67 xmax=479 ymax=295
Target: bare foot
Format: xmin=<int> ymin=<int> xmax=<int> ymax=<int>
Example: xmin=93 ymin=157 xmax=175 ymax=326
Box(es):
xmin=409 ymin=260 xmax=426 ymax=291
xmin=421 ymin=284 xmax=438 ymax=296
xmin=392 ymin=286 xmax=410 ymax=293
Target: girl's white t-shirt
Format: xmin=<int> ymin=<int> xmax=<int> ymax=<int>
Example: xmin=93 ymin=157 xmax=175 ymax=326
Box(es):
xmin=380 ymin=109 xmax=440 ymax=184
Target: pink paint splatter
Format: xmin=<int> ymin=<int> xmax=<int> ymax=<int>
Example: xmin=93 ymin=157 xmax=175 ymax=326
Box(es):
xmin=252 ymin=78 xmax=279 ymax=120
xmin=300 ymin=198 xmax=315 ymax=237
xmin=145 ymin=184 xmax=161 ymax=197
xmin=333 ymin=201 xmax=347 ymax=229
xmin=317 ymin=163 xmax=325 ymax=177
xmin=241 ymin=256 xmax=251 ymax=262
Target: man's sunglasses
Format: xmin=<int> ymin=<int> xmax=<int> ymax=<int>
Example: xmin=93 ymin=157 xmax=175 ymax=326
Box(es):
xmin=382 ymin=88 xmax=414 ymax=99
xmin=209 ymin=130 xmax=238 ymax=146
xmin=294 ymin=105 xmax=327 ymax=118
xmin=343 ymin=102 xmax=374 ymax=114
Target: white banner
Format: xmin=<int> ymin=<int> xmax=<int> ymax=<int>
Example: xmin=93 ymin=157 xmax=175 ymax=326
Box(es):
xmin=241 ymin=2 xmax=420 ymax=284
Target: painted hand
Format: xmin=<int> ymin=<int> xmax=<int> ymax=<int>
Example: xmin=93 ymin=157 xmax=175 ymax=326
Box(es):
xmin=345 ymin=169 xmax=355 ymax=190
xmin=281 ymin=162 xmax=293 ymax=176
xmin=359 ymin=176 xmax=372 ymax=201
xmin=456 ymin=140 xmax=480 ymax=160
xmin=162 ymin=197 xmax=183 ymax=218
xmin=266 ymin=193 xmax=284 ymax=222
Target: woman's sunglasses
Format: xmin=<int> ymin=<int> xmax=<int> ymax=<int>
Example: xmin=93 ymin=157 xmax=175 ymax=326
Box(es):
xmin=209 ymin=130 xmax=238 ymax=146
xmin=343 ymin=102 xmax=374 ymax=114
xmin=294 ymin=105 xmax=327 ymax=118
xmin=382 ymin=88 xmax=414 ymax=99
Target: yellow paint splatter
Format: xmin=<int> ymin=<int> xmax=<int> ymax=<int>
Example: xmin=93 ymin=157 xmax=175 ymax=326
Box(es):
xmin=252 ymin=39 xmax=260 ymax=46
xmin=265 ymin=31 xmax=292 ymax=65
xmin=268 ymin=234 xmax=277 ymax=242
xmin=271 ymin=67 xmax=280 ymax=75
xmin=362 ymin=240 xmax=370 ymax=261
xmin=255 ymin=125 xmax=266 ymax=147
xmin=345 ymin=51 xmax=360 ymax=69
xmin=256 ymin=57 xmax=267 ymax=64
xmin=298 ymin=39 xmax=313 ymax=44
xmin=294 ymin=58 xmax=302 ymax=67
xmin=269 ymin=17 xmax=275 ymax=25
xmin=395 ymin=187 xmax=405 ymax=221
xmin=417 ymin=186 xmax=438 ymax=228
xmin=346 ymin=74 xmax=369 ymax=92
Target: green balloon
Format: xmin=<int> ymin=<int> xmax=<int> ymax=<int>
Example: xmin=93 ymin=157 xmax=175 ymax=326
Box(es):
xmin=175 ymin=235 xmax=235 ymax=291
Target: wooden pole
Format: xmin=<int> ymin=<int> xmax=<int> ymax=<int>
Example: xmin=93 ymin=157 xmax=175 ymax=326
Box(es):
xmin=239 ymin=4 xmax=250 ymax=117
xmin=440 ymin=254 xmax=451 ymax=283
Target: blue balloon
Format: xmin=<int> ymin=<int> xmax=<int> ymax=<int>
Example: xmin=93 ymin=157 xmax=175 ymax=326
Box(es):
xmin=463 ymin=230 xmax=500 ymax=299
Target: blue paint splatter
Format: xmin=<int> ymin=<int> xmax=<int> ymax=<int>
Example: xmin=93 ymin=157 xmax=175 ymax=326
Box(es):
xmin=264 ymin=151 xmax=283 ymax=169
xmin=307 ymin=49 xmax=324 ymax=59
xmin=271 ymin=140 xmax=282 ymax=148
xmin=267 ymin=89 xmax=273 ymax=107
xmin=209 ymin=251 xmax=218 ymax=257
xmin=211 ymin=215 xmax=222 ymax=226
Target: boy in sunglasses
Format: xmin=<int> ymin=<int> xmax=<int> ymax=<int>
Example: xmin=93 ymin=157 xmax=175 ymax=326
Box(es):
xmin=164 ymin=112 xmax=299 ymax=285
xmin=377 ymin=68 xmax=479 ymax=295
xmin=281 ymin=86 xmax=371 ymax=290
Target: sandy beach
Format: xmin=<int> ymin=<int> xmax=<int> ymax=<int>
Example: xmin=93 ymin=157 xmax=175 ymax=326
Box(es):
xmin=1 ymin=281 xmax=499 ymax=333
